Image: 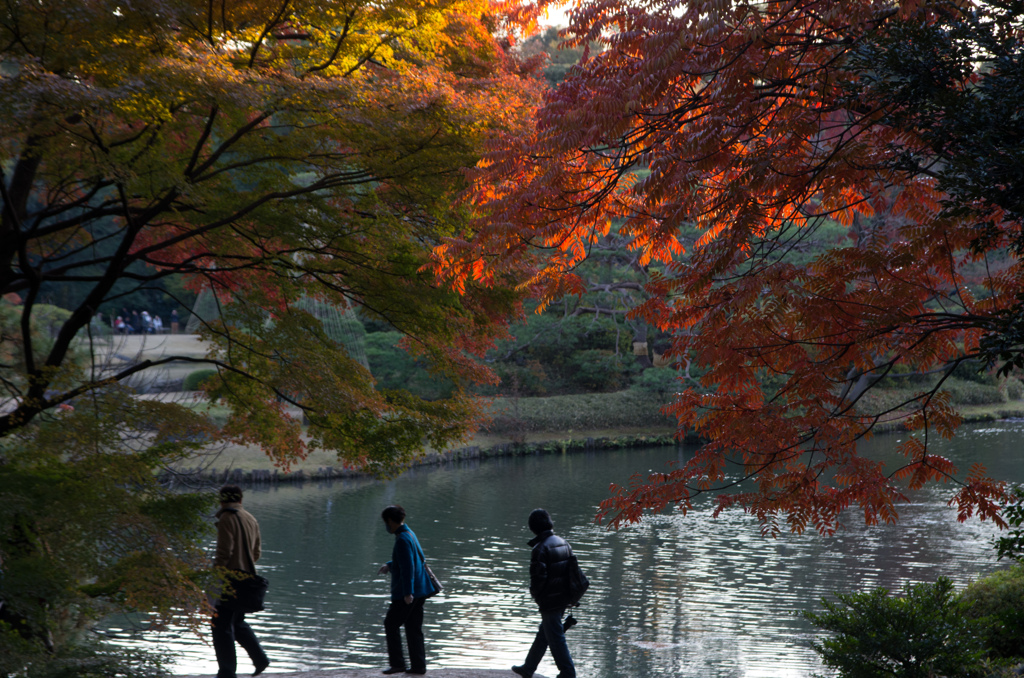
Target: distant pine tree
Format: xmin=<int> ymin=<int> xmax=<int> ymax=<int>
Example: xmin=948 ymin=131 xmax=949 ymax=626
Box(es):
xmin=187 ymin=288 xmax=369 ymax=370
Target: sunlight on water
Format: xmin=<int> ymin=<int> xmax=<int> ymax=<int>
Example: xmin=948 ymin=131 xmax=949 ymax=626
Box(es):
xmin=101 ymin=421 xmax=1024 ymax=677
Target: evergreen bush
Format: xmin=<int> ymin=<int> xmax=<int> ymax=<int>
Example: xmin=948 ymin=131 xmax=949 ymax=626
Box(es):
xmin=960 ymin=564 xmax=1024 ymax=661
xmin=566 ymin=349 xmax=639 ymax=391
xmin=953 ymin=360 xmax=1000 ymax=385
xmin=630 ymin=368 xmax=683 ymax=396
xmin=995 ymin=486 xmax=1024 ymax=564
xmin=804 ymin=577 xmax=987 ymax=678
xmin=182 ymin=368 xmax=218 ymax=391
xmin=364 ymin=331 xmax=454 ymax=401
xmin=0 ymin=632 xmax=170 ymax=678
xmin=942 ymin=378 xmax=1006 ymax=405
xmin=1005 ymin=378 xmax=1024 ymax=401
xmin=0 ymin=388 xmax=214 ymax=678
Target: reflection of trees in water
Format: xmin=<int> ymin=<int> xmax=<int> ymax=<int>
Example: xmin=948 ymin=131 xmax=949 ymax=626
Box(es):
xmin=101 ymin=436 xmax=1021 ymax=675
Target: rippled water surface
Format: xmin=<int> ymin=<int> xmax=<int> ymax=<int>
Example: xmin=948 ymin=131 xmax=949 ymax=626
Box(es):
xmin=106 ymin=421 xmax=1024 ymax=677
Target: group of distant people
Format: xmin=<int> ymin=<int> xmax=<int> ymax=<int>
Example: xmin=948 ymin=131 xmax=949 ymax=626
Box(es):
xmin=212 ymin=486 xmax=579 ymax=678
xmin=111 ymin=308 xmax=180 ymax=334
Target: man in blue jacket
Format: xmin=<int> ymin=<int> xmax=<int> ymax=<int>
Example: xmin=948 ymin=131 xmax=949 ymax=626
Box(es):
xmin=377 ymin=505 xmax=435 ymax=675
xmin=513 ymin=508 xmax=577 ymax=678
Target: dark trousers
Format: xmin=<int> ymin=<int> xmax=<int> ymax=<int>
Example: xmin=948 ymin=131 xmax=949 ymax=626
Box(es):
xmin=384 ymin=597 xmax=426 ymax=672
xmin=212 ymin=604 xmax=267 ymax=678
xmin=523 ymin=607 xmax=576 ymax=678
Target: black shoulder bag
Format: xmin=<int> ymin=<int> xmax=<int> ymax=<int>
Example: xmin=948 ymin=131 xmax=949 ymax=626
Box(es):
xmin=219 ymin=510 xmax=269 ymax=613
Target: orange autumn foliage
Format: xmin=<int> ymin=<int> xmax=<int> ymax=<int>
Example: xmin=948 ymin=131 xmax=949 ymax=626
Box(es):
xmin=437 ymin=0 xmax=1024 ymax=533
xmin=1 ymin=0 xmax=545 ymax=471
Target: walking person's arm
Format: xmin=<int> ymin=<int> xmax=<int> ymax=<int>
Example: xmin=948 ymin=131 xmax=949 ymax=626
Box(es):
xmin=399 ymin=540 xmax=415 ymax=606
xmin=529 ymin=547 xmax=547 ymax=603
xmin=395 ymin=536 xmax=416 ymax=604
xmin=252 ymin=523 xmax=261 ymax=562
xmin=214 ymin=516 xmax=234 ymax=569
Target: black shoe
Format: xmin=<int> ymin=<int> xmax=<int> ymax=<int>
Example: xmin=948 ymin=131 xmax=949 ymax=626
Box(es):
xmin=405 ymin=671 xmax=427 ymax=675
xmin=383 ymin=669 xmax=407 ymax=675
xmin=512 ymin=666 xmax=534 ymax=678
xmin=252 ymin=659 xmax=270 ymax=677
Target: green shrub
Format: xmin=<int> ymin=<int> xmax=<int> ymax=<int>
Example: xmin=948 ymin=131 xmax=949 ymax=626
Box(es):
xmin=858 ymin=377 xmax=1007 ymax=415
xmin=942 ymin=377 xmax=1006 ymax=405
xmin=960 ymin=564 xmax=1024 ymax=660
xmin=565 ymin=349 xmax=639 ymax=392
xmin=878 ymin=362 xmax=934 ymax=388
xmin=485 ymin=310 xmax=643 ymax=396
xmin=953 ymin=360 xmax=999 ymax=385
xmin=1005 ymin=378 xmax=1024 ymax=401
xmin=364 ymin=331 xmax=454 ymax=401
xmin=0 ymin=389 xmax=211 ymax=678
xmin=805 ymin=577 xmax=986 ymax=678
xmin=995 ymin=486 xmax=1024 ymax=564
xmin=631 ymin=367 xmax=683 ymax=396
xmin=0 ymin=628 xmax=170 ymax=678
xmin=481 ymin=390 xmax=676 ymax=434
xmin=182 ymin=368 xmax=218 ymax=391
xmin=492 ymin=360 xmax=551 ymax=397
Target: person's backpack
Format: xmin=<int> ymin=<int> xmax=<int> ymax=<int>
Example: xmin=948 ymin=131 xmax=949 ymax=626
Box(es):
xmin=566 ymin=552 xmax=590 ymax=606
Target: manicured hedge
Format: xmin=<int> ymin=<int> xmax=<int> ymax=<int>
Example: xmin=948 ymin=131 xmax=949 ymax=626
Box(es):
xmin=182 ymin=369 xmax=217 ymax=391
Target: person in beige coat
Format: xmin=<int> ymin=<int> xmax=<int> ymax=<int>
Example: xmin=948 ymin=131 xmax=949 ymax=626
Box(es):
xmin=213 ymin=485 xmax=269 ymax=678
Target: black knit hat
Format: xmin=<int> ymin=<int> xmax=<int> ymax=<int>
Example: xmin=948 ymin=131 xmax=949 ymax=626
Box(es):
xmin=528 ymin=508 xmax=553 ymax=534
xmin=219 ymin=485 xmax=243 ymax=503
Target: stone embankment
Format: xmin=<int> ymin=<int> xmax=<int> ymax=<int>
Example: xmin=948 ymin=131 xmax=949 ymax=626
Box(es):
xmin=159 ymin=433 xmax=681 ymax=487
xmin=179 ymin=671 xmax=548 ymax=678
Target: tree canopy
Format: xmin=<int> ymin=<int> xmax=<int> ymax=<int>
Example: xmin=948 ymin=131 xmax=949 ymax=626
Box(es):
xmin=1 ymin=0 xmax=545 ymax=471
xmin=436 ymin=0 xmax=1024 ymax=533
xmin=0 ymin=0 xmax=545 ymax=666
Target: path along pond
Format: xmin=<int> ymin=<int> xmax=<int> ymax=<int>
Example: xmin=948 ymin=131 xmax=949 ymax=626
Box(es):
xmin=106 ymin=421 xmax=1024 ymax=678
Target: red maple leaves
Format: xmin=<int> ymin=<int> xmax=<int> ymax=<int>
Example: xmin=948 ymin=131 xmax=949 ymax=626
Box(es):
xmin=438 ymin=0 xmax=1023 ymax=532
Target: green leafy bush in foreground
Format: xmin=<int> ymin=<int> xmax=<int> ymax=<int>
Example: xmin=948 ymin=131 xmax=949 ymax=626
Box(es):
xmin=805 ymin=577 xmax=987 ymax=678
xmin=994 ymin=486 xmax=1024 ymax=564
xmin=960 ymin=564 xmax=1024 ymax=661
xmin=0 ymin=632 xmax=169 ymax=678
xmin=0 ymin=388 xmax=215 ymax=677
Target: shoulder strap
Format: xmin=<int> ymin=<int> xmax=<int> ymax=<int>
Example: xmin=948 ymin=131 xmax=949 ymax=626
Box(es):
xmin=402 ymin=528 xmax=427 ymax=565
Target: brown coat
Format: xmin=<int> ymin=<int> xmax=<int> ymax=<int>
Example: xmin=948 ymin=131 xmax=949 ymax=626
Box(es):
xmin=215 ymin=503 xmax=261 ymax=571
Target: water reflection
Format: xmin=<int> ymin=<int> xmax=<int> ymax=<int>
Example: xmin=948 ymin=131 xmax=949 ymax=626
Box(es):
xmin=103 ymin=421 xmax=1024 ymax=677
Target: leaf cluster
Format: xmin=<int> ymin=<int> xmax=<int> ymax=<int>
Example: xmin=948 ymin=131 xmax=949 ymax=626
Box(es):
xmin=994 ymin=485 xmax=1024 ymax=563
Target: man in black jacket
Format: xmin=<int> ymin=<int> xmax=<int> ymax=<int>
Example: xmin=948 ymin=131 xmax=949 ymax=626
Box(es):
xmin=513 ymin=509 xmax=577 ymax=678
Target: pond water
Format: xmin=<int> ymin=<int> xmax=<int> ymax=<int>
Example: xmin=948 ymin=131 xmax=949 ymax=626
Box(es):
xmin=105 ymin=421 xmax=1024 ymax=677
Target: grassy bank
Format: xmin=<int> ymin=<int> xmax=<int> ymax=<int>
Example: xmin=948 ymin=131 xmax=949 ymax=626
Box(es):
xmin=183 ymin=377 xmax=1024 ymax=480
xmin=480 ymin=390 xmax=676 ymax=436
